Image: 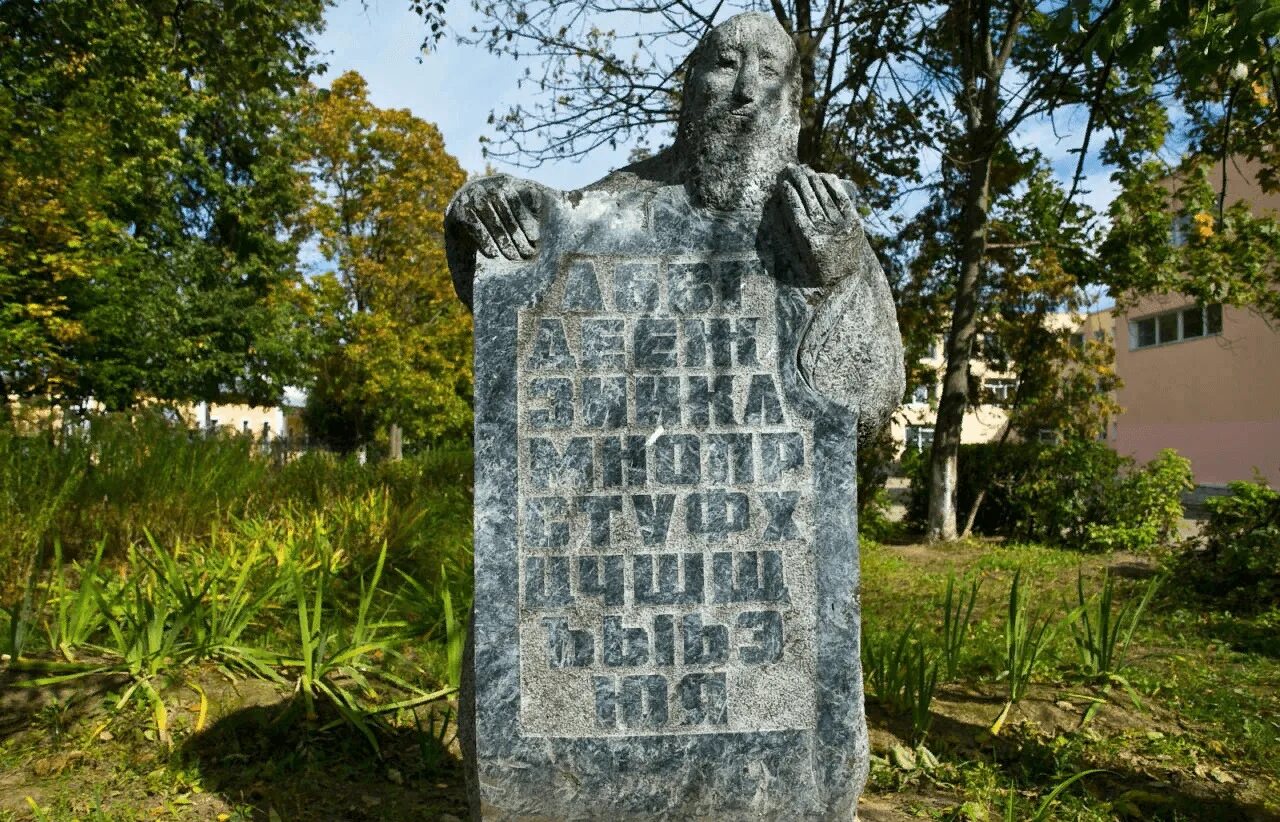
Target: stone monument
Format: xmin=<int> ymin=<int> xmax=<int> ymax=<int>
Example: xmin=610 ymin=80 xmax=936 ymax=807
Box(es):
xmin=445 ymin=12 xmax=904 ymax=820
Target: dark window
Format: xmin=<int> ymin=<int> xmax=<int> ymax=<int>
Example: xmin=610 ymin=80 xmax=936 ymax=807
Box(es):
xmin=1157 ymin=312 xmax=1179 ymax=344
xmin=1182 ymin=306 xmax=1204 ymax=338
xmin=984 ymin=378 xmax=1016 ymax=405
xmin=905 ymin=425 xmax=934 ymax=452
xmin=1135 ymin=318 xmax=1156 ymax=348
xmin=1206 ymin=303 xmax=1223 ymax=334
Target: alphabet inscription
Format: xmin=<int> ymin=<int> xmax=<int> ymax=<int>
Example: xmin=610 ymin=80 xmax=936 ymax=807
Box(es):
xmin=516 ymin=254 xmax=818 ymax=737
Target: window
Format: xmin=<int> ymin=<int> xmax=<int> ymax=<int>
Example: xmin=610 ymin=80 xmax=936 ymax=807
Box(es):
xmin=1170 ymin=214 xmax=1191 ymax=247
xmin=1207 ymin=303 xmax=1223 ymax=334
xmin=980 ymin=333 xmax=1008 ymax=363
xmin=1129 ymin=304 xmax=1222 ymax=350
xmin=984 ymin=378 xmax=1017 ymax=405
xmin=905 ymin=425 xmax=934 ymax=452
xmin=1181 ymin=306 xmax=1203 ymax=338
xmin=1037 ymin=429 xmax=1059 ymax=445
xmin=909 ymin=381 xmax=937 ymax=404
xmin=1134 ymin=317 xmax=1157 ymax=348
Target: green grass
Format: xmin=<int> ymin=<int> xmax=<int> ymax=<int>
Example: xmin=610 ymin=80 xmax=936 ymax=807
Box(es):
xmin=0 ymin=417 xmax=474 ymax=820
xmin=859 ymin=539 xmax=1280 ymax=819
xmin=2 ymin=422 xmax=1278 ymax=820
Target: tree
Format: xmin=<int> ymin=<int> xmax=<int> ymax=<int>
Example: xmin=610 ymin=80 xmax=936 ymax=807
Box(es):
xmin=462 ymin=0 xmax=930 ymax=212
xmin=0 ymin=0 xmax=323 ymax=411
xmin=1095 ymin=0 xmax=1280 ymax=327
xmin=298 ymin=72 xmax=471 ymax=451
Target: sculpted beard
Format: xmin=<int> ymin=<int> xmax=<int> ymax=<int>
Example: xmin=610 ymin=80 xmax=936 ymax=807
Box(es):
xmin=683 ymin=112 xmax=798 ymax=212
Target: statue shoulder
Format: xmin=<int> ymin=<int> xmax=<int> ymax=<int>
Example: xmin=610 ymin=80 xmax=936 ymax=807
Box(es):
xmin=583 ymin=147 xmax=682 ymax=195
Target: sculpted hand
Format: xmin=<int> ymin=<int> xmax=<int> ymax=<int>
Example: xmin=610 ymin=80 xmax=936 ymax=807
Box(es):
xmin=446 ymin=174 xmax=544 ymax=262
xmin=775 ymin=165 xmax=865 ymax=286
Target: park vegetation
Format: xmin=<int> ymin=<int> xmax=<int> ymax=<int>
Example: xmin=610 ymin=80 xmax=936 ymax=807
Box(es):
xmin=1 ymin=0 xmax=1279 ymax=819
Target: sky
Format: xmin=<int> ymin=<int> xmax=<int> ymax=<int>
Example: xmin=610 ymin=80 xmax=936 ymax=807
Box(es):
xmin=313 ymin=0 xmax=1123 ymax=219
xmin=311 ymin=0 xmax=1122 ymax=288
xmin=313 ymin=0 xmax=640 ymax=190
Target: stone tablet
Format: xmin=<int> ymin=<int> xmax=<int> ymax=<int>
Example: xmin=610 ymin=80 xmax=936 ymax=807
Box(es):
xmin=467 ymin=187 xmax=864 ymax=819
xmin=446 ymin=12 xmax=904 ymax=820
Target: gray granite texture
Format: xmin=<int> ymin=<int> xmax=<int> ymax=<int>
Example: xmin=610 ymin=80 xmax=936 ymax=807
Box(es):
xmin=445 ymin=11 xmax=904 ymax=821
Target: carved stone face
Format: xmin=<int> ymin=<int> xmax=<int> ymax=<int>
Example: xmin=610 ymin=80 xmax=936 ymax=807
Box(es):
xmin=678 ymin=13 xmax=801 ymax=211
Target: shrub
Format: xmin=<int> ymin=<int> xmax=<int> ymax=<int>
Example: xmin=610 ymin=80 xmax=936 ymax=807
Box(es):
xmin=905 ymin=439 xmax=1190 ymax=553
xmin=904 ymin=441 xmax=1060 ymax=536
xmin=1168 ymin=478 xmax=1280 ymax=610
xmin=1014 ymin=440 xmax=1129 ymax=545
xmin=1081 ymin=449 xmax=1193 ymax=553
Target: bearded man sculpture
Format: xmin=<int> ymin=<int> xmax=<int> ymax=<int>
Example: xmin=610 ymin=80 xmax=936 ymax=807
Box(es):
xmin=446 ymin=12 xmax=903 ymax=820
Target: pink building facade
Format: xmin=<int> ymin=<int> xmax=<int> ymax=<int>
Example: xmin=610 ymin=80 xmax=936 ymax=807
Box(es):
xmin=1109 ymin=158 xmax=1280 ymax=486
xmin=1111 ymin=296 xmax=1280 ymax=486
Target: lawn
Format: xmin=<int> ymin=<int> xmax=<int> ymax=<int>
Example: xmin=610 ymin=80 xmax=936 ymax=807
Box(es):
xmin=1 ymin=422 xmax=1277 ymax=820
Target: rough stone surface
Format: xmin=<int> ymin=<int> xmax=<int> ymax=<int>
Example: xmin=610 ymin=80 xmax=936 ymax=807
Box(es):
xmin=446 ymin=12 xmax=903 ymax=821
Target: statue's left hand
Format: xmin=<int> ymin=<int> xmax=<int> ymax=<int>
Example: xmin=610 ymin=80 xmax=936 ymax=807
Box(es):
xmin=774 ymin=165 xmax=865 ymax=286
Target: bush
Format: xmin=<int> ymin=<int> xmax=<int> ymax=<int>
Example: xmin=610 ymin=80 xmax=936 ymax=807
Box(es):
xmin=1014 ymin=440 xmax=1129 ymax=545
xmin=0 ymin=413 xmax=473 ymax=602
xmin=906 ymin=439 xmax=1191 ymax=553
xmin=1168 ymin=478 xmax=1280 ymax=610
xmin=904 ymin=441 xmax=1047 ymax=536
xmin=1081 ymin=449 xmax=1193 ymax=553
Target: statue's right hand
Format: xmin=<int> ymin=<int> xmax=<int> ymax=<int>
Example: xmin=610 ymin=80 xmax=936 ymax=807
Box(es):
xmin=446 ymin=174 xmax=544 ymax=262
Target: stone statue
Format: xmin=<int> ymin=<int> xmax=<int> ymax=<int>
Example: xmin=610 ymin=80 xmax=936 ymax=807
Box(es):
xmin=447 ymin=12 xmax=904 ymax=445
xmin=446 ymin=11 xmax=904 ymax=821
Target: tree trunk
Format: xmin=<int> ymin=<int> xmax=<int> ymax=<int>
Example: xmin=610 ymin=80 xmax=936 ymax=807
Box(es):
xmin=388 ymin=422 xmax=403 ymax=461
xmin=926 ymin=152 xmax=993 ymax=541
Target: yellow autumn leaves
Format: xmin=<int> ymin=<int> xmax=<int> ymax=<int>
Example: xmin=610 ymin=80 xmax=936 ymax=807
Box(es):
xmin=297 ymin=72 xmax=473 ymax=445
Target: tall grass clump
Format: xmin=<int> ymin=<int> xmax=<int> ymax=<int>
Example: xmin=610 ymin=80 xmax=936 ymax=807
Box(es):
xmin=1069 ymin=569 xmax=1159 ymax=682
xmin=939 ymin=573 xmax=980 ymax=680
xmin=2 ymin=412 xmax=475 ymax=737
xmin=863 ymin=623 xmax=939 ymax=744
xmin=991 ymin=569 xmax=1055 ymax=735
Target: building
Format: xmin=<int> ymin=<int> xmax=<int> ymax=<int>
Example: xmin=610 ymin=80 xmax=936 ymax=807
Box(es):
xmin=179 ymin=401 xmax=304 ymax=442
xmin=890 ymin=310 xmax=1108 ymax=457
xmin=1107 ymin=158 xmax=1280 ymax=487
xmin=1110 ymin=296 xmax=1280 ymax=486
xmin=891 ymin=336 xmax=1016 ymax=456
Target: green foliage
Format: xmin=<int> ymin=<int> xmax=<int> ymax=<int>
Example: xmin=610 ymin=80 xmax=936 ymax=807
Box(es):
xmin=1015 ymin=440 xmax=1130 ymax=547
xmin=1167 ymin=478 xmax=1280 ymax=611
xmin=0 ymin=413 xmax=474 ymax=599
xmin=298 ymin=72 xmax=471 ymax=450
xmin=1102 ymin=159 xmax=1280 ymax=324
xmin=906 ymin=442 xmax=1045 ymax=536
xmin=0 ymin=0 xmax=324 ymax=408
xmin=857 ymin=425 xmax=899 ymax=541
xmin=907 ymin=440 xmax=1191 ymax=553
xmin=0 ymin=416 xmax=473 ymax=696
xmin=939 ymin=573 xmax=980 ymax=681
xmin=863 ymin=623 xmax=939 ymax=744
xmin=1080 ymin=449 xmax=1193 ymax=553
xmin=992 ymin=569 xmax=1055 ymax=734
xmin=1068 ymin=569 xmax=1160 ymax=681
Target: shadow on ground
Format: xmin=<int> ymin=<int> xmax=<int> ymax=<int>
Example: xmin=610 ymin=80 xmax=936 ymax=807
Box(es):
xmin=181 ymin=697 xmax=468 ymax=822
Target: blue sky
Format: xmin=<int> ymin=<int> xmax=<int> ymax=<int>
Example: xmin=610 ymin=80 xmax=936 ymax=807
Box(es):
xmin=311 ymin=1 xmax=1122 ymax=225
xmin=313 ymin=0 xmax=640 ymax=190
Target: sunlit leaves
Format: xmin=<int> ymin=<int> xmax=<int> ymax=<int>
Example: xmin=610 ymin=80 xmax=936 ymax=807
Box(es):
xmin=297 ymin=72 xmax=471 ymax=449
